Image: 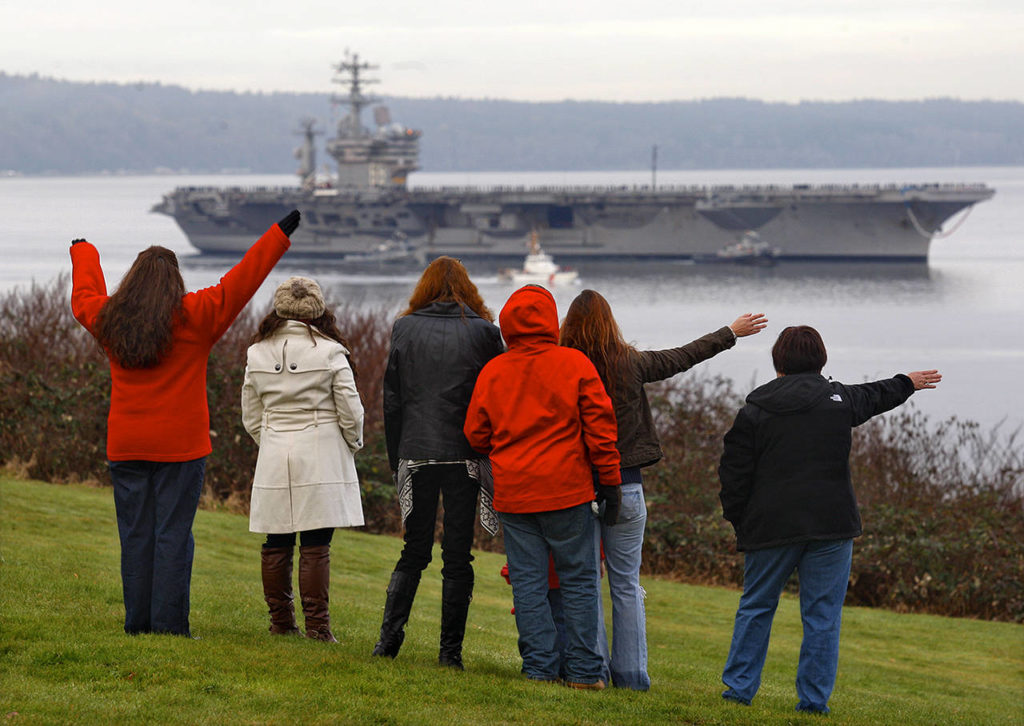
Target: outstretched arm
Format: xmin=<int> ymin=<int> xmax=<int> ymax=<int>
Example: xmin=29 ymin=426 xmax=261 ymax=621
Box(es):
xmin=637 ymin=314 xmax=765 ymax=384
xmin=191 ymin=211 xmax=296 ymax=341
xmin=844 ymin=370 xmax=936 ymax=427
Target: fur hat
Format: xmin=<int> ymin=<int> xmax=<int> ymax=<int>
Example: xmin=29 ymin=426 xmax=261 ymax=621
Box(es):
xmin=273 ymin=277 xmax=326 ymax=320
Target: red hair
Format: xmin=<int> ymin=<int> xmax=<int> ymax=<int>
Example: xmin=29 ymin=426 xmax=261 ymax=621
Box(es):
xmin=401 ymin=256 xmax=493 ymax=321
xmin=559 ymin=289 xmax=632 ymax=398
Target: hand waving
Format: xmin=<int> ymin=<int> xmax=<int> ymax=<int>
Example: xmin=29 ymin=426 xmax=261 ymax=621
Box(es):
xmin=907 ymin=370 xmax=942 ymax=390
xmin=729 ymin=313 xmax=768 ymax=338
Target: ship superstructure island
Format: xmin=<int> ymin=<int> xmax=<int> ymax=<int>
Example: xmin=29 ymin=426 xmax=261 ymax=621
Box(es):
xmin=153 ymin=54 xmax=994 ymax=262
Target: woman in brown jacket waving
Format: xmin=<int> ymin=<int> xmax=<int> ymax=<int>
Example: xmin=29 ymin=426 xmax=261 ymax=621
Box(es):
xmin=560 ymin=289 xmax=766 ymax=690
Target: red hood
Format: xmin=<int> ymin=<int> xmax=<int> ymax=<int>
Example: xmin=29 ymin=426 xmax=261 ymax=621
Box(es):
xmin=499 ymin=285 xmax=559 ymax=347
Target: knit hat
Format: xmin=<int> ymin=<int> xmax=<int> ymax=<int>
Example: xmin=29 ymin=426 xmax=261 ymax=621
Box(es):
xmin=273 ymin=277 xmax=326 ymax=320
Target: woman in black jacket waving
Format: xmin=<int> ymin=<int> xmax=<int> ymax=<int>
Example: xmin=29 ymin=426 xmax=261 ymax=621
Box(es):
xmin=718 ymin=325 xmax=940 ymax=715
xmin=372 ymin=257 xmax=504 ymax=669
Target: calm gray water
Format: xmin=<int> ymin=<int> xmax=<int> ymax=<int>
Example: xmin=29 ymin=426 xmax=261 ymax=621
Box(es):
xmin=2 ymin=166 xmax=1022 ymax=434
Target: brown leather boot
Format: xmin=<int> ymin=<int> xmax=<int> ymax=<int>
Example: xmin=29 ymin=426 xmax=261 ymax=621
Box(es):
xmin=298 ymin=545 xmax=338 ymax=643
xmin=261 ymin=546 xmax=301 ymax=635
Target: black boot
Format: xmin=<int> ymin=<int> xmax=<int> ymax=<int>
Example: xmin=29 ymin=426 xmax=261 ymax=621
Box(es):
xmin=261 ymin=546 xmax=301 ymax=636
xmin=438 ymin=579 xmax=473 ymax=670
xmin=372 ymin=570 xmax=420 ymax=658
xmin=298 ymin=545 xmax=338 ymax=643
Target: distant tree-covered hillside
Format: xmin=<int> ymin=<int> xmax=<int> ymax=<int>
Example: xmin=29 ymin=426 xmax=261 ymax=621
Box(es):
xmin=1 ymin=72 xmax=1022 ymax=175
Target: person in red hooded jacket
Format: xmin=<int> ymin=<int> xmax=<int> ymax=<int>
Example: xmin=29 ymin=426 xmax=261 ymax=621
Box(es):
xmin=70 ymin=211 xmax=296 ymax=637
xmin=464 ymin=284 xmax=621 ymax=689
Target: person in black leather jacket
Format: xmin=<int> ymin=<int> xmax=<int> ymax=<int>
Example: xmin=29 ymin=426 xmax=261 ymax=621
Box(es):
xmin=372 ymin=257 xmax=504 ymax=670
xmin=718 ymin=324 xmax=940 ymax=714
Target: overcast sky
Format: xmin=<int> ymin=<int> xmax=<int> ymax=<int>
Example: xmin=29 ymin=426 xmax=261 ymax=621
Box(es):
xmin=3 ymin=1 xmax=1022 ymax=102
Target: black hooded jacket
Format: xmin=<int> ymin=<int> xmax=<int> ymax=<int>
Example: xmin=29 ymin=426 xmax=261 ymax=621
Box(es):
xmin=718 ymin=372 xmax=914 ymax=551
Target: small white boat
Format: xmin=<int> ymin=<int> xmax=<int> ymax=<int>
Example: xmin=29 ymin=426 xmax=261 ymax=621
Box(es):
xmin=500 ymin=232 xmax=579 ymax=286
xmin=696 ymin=231 xmax=780 ymax=265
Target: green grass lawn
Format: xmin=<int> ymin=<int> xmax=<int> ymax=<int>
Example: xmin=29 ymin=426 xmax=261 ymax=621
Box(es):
xmin=1 ymin=476 xmax=1021 ymax=725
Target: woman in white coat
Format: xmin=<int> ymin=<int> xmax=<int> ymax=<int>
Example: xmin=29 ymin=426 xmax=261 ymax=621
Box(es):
xmin=242 ymin=277 xmax=364 ymax=642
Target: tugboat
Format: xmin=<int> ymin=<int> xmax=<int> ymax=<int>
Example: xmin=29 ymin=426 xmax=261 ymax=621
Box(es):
xmin=499 ymin=231 xmax=579 ymax=286
xmin=695 ymin=231 xmax=781 ymax=265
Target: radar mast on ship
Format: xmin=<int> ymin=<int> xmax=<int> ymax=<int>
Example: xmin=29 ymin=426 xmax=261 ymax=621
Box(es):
xmin=294 ymin=117 xmax=322 ymax=189
xmin=325 ymin=51 xmax=421 ymax=189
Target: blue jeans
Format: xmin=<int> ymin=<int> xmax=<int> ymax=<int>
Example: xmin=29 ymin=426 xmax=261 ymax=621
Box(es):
xmin=601 ymin=480 xmax=650 ymax=690
xmin=722 ymin=538 xmax=853 ymax=713
xmin=499 ymin=502 xmax=604 ymax=684
xmin=538 ymin=520 xmax=610 ymax=682
xmin=109 ymin=458 xmax=206 ymax=636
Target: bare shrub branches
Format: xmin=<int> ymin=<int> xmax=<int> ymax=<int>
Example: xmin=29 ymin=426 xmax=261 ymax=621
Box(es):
xmin=2 ymin=281 xmax=1021 ymax=620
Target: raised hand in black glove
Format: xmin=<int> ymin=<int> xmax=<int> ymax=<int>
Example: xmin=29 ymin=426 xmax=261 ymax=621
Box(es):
xmin=596 ymin=484 xmax=622 ymax=526
xmin=70 ymin=238 xmax=87 ymax=246
xmin=277 ymin=209 xmax=301 ymax=236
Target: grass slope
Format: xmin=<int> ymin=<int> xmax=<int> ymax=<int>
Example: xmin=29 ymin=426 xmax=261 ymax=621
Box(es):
xmin=1 ymin=477 xmax=1021 ymax=725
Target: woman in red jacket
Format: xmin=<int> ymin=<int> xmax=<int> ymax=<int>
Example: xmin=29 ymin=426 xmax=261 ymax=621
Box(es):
xmin=70 ymin=211 xmax=297 ymax=636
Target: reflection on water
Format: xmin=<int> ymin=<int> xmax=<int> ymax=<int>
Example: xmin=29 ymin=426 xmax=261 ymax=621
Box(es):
xmin=175 ymin=252 xmax=1005 ymax=319
xmin=572 ymin=259 xmax=934 ymax=282
xmin=180 ymin=254 xmax=936 ymax=291
xmin=565 ymin=259 xmax=938 ymax=306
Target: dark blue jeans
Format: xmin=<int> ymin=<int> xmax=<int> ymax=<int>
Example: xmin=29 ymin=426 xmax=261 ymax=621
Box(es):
xmin=109 ymin=458 xmax=205 ymax=636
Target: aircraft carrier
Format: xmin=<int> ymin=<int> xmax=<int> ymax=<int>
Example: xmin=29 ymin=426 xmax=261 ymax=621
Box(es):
xmin=152 ymin=54 xmax=995 ymax=263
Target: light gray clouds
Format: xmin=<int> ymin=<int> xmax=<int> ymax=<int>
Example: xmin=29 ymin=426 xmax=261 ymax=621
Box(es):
xmin=3 ymin=1 xmax=1022 ymax=101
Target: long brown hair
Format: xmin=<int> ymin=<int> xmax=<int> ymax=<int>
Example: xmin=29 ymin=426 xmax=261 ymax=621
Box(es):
xmin=559 ymin=289 xmax=633 ymax=398
xmin=251 ymin=308 xmax=358 ymax=379
xmin=95 ymin=246 xmax=185 ymax=369
xmin=401 ymin=256 xmax=493 ymax=321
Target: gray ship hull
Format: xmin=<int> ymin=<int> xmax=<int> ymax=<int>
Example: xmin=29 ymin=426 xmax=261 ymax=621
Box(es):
xmin=152 ymin=182 xmax=993 ymax=262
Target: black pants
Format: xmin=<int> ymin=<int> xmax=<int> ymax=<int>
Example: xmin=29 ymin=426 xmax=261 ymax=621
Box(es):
xmin=263 ymin=528 xmax=334 ymax=549
xmin=109 ymin=457 xmax=206 ymax=636
xmin=396 ymin=464 xmax=478 ymax=583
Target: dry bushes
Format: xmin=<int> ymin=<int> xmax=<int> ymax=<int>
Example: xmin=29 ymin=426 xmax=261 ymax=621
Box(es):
xmin=2 ymin=279 xmax=1021 ymax=620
